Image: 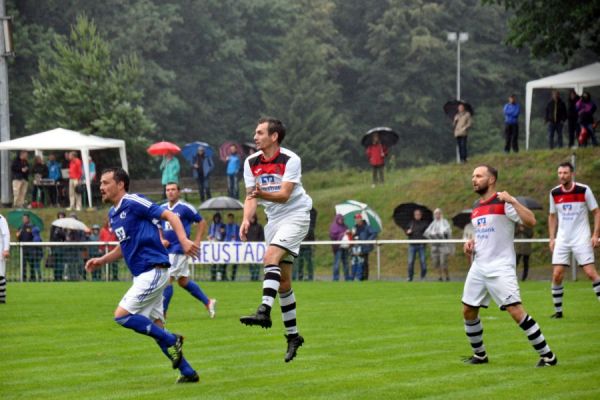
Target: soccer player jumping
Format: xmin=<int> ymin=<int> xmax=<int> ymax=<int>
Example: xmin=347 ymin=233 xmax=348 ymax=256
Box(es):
xmin=548 ymin=162 xmax=600 ymax=318
xmin=462 ymin=165 xmax=557 ymax=367
xmin=160 ymin=182 xmax=216 ymax=319
xmin=239 ymin=117 xmax=313 ymax=362
xmin=85 ymin=168 xmax=201 ymax=383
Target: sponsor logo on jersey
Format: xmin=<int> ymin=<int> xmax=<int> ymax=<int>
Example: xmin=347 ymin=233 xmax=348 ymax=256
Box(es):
xmin=562 ymin=204 xmax=572 ymax=211
xmin=120 ymin=211 xmax=127 ymax=219
xmin=476 ymin=217 xmax=486 ymax=226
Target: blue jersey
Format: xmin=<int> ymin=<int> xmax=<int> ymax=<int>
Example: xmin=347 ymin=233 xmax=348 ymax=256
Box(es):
xmin=109 ymin=194 xmax=168 ymax=276
xmin=160 ymin=201 xmax=202 ymax=254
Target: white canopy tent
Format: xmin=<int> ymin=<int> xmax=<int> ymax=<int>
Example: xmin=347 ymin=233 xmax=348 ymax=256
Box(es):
xmin=0 ymin=128 xmax=128 ymax=207
xmin=525 ymin=62 xmax=600 ymax=150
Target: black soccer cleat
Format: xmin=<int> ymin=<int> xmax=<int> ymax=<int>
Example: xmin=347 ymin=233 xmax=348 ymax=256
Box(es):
xmin=550 ymin=312 xmax=563 ymax=319
xmin=240 ymin=305 xmax=272 ymax=329
xmin=284 ymin=334 xmax=304 ymax=363
xmin=463 ymin=354 xmax=489 ymax=364
xmin=536 ymin=354 xmax=558 ymax=367
xmin=176 ymin=372 xmax=199 ymax=383
xmin=167 ymin=334 xmax=184 ymax=369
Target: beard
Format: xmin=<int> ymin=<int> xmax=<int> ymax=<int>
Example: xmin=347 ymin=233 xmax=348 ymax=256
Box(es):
xmin=474 ymin=184 xmax=488 ymax=195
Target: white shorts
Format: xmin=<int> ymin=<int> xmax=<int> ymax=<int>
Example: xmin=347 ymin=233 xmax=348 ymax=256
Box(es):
xmin=168 ymin=253 xmax=190 ymax=279
xmin=552 ymin=240 xmax=595 ymax=266
xmin=461 ymin=263 xmax=522 ymax=310
xmin=265 ymin=212 xmax=310 ymax=263
xmin=119 ymin=267 xmax=169 ymax=322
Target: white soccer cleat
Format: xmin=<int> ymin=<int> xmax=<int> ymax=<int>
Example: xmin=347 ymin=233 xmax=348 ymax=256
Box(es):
xmin=208 ymin=298 xmax=217 ymax=319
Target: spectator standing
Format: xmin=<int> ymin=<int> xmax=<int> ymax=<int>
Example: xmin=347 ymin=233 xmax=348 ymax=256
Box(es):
xmin=354 ymin=214 xmax=377 ymax=280
xmin=453 ymin=103 xmax=472 ymax=163
xmin=30 ymin=226 xmax=44 ymax=281
xmin=350 ymin=235 xmax=364 ymax=280
xmin=567 ymin=89 xmax=581 ymax=148
xmin=329 ymin=214 xmax=350 ymax=281
xmin=49 ymin=211 xmax=67 ymax=281
xmin=576 ymin=91 xmax=598 ymax=147
xmin=294 ymin=208 xmax=317 ymax=281
xmin=99 ymin=216 xmax=119 ymax=281
xmin=192 ymin=147 xmax=214 ymax=202
xmin=16 ymin=214 xmax=35 ymax=281
xmin=67 ymin=151 xmax=83 ymax=211
xmin=226 ymin=145 xmax=241 ymax=199
xmin=406 ymin=209 xmax=429 ymax=281
xmin=424 ymin=208 xmax=452 ymax=281
xmin=224 ymin=213 xmax=240 ymax=281
xmin=503 ymin=94 xmax=520 ymax=153
xmin=515 ymin=223 xmax=533 ymax=281
xmin=545 ymin=90 xmax=567 ymax=149
xmin=160 ymin=154 xmax=180 ymax=198
xmin=246 ymin=214 xmax=265 ymax=281
xmin=31 ymin=155 xmax=49 ymax=207
xmin=0 ymin=213 xmax=10 ymax=303
xmin=11 ymin=150 xmax=29 ymax=208
xmin=87 ymin=224 xmax=102 ymax=281
xmin=47 ymin=154 xmax=62 ymax=206
xmin=208 ymin=212 xmax=226 ymax=281
xmin=365 ymin=133 xmax=388 ymax=187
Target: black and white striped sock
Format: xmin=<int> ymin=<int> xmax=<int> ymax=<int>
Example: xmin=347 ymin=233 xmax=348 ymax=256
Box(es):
xmin=464 ymin=318 xmax=486 ymax=357
xmin=519 ymin=314 xmax=553 ymax=358
xmin=551 ymin=284 xmax=563 ymax=313
xmin=592 ymin=280 xmax=600 ymax=301
xmin=0 ymin=275 xmax=6 ymax=303
xmin=280 ymin=289 xmax=298 ymax=336
xmin=261 ymin=265 xmax=281 ymax=312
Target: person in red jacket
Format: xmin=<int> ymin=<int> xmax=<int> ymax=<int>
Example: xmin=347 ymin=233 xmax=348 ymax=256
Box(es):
xmin=67 ymin=151 xmax=83 ymax=211
xmin=365 ymin=133 xmax=388 ymax=187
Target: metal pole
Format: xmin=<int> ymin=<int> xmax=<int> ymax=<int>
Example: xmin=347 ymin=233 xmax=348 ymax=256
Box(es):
xmin=457 ymin=38 xmax=461 ymax=101
xmin=376 ymin=242 xmax=381 ymax=280
xmin=571 ymin=151 xmax=577 ymax=281
xmin=0 ymin=0 xmax=11 ymax=206
xmin=19 ymin=243 xmax=23 ymax=282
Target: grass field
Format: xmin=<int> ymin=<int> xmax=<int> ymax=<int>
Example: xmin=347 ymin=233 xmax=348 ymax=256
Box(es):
xmin=2 ymin=281 xmax=600 ymax=399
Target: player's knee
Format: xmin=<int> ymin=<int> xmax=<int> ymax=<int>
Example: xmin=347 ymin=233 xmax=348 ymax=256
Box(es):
xmin=552 ymin=269 xmax=564 ymax=283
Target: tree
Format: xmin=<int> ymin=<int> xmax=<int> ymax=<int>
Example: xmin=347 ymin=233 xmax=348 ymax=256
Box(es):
xmin=483 ymin=0 xmax=600 ymax=62
xmin=29 ymin=15 xmax=155 ymax=177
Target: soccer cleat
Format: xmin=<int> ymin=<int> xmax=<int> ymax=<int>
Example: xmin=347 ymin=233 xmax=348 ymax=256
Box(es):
xmin=463 ymin=354 xmax=489 ymax=364
xmin=240 ymin=305 xmax=272 ymax=329
xmin=284 ymin=334 xmax=304 ymax=363
xmin=166 ymin=334 xmax=184 ymax=369
xmin=207 ymin=298 xmax=217 ymax=319
xmin=550 ymin=312 xmax=563 ymax=319
xmin=536 ymin=354 xmax=558 ymax=367
xmin=176 ymin=372 xmax=199 ymax=383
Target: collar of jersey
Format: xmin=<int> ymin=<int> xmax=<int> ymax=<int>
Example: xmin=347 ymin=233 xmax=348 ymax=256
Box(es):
xmin=560 ymin=182 xmax=576 ymax=193
xmin=260 ymin=148 xmax=281 ymax=163
xmin=479 ymin=192 xmax=498 ymax=205
xmin=167 ymin=200 xmax=181 ymax=210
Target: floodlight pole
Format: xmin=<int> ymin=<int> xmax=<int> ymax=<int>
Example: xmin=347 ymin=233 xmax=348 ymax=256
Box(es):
xmin=447 ymin=32 xmax=468 ymax=164
xmin=0 ymin=0 xmax=11 ymax=206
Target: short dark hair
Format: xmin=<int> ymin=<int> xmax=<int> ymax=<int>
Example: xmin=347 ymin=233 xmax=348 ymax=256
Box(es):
xmin=258 ymin=117 xmax=286 ymax=144
xmin=165 ymin=182 xmax=180 ymax=190
xmin=477 ymin=164 xmax=498 ymax=181
xmin=558 ymin=161 xmax=574 ymax=171
xmin=101 ymin=167 xmax=130 ymax=191
xmin=227 ymin=213 xmax=234 ymax=218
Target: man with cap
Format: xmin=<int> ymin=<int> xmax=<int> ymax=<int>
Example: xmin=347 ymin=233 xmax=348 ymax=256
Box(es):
xmin=353 ymin=213 xmax=377 ymax=280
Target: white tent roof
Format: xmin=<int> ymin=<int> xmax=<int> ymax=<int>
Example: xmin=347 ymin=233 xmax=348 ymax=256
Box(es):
xmin=0 ymin=128 xmax=128 ymax=208
xmin=525 ymin=63 xmax=600 ymax=150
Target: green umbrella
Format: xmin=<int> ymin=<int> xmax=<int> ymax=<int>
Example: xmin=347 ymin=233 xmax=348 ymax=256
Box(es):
xmin=334 ymin=200 xmax=382 ymax=232
xmin=6 ymin=209 xmax=44 ymax=230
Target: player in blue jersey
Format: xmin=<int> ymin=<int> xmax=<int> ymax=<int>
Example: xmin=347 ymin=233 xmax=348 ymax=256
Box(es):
xmin=85 ymin=168 xmax=201 ymax=383
xmin=160 ymin=182 xmax=216 ymax=318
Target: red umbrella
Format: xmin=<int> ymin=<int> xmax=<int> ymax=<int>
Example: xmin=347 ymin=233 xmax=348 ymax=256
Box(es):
xmin=147 ymin=141 xmax=181 ymax=156
xmin=219 ymin=141 xmax=244 ymax=162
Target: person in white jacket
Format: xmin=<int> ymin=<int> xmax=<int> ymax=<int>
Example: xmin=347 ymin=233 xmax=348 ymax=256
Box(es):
xmin=0 ymin=213 xmax=11 ymax=303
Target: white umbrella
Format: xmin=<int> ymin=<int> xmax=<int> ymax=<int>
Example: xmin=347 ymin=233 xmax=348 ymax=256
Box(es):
xmin=334 ymin=200 xmax=382 ymax=231
xmin=51 ymin=217 xmax=89 ymax=231
xmin=198 ymin=196 xmax=244 ymax=210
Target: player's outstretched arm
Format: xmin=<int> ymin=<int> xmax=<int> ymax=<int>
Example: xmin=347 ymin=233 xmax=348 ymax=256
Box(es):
xmin=498 ymin=191 xmax=536 ymax=227
xmin=85 ymin=245 xmax=122 ymax=272
xmin=250 ymin=181 xmax=295 ymax=204
xmin=161 ymin=210 xmax=199 ymax=257
xmin=240 ymin=188 xmax=258 ymax=241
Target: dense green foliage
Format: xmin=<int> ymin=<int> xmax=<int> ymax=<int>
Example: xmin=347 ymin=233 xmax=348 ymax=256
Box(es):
xmin=7 ymin=0 xmax=598 ymax=176
xmin=3 ymin=281 xmax=600 ymax=399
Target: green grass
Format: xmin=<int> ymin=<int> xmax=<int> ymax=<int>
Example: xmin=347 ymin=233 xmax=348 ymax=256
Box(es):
xmin=2 ymin=281 xmax=600 ymax=399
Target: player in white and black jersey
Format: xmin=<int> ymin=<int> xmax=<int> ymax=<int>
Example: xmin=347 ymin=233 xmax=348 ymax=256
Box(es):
xmin=239 ymin=117 xmax=312 ymax=362
xmin=462 ymin=165 xmax=557 ymax=367
xmin=548 ymin=162 xmax=600 ymax=319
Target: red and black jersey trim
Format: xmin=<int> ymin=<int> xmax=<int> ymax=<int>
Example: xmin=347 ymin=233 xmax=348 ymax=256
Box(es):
xmin=248 ymin=150 xmax=291 ymax=177
xmin=471 ymin=194 xmax=505 ymax=219
xmin=551 ymin=184 xmax=587 ymax=204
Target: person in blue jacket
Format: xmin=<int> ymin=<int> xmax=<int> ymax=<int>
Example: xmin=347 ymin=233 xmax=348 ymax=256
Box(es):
xmin=192 ymin=146 xmax=214 ymax=202
xmin=503 ymin=94 xmax=521 ymax=153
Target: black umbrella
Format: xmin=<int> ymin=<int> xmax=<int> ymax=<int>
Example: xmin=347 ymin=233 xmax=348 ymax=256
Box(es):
xmin=515 ymin=196 xmax=543 ymax=210
xmin=361 ymin=127 xmax=399 ymax=147
xmin=452 ymin=209 xmax=473 ymax=229
xmin=241 ymin=142 xmax=257 ymax=156
xmin=199 ymin=196 xmax=243 ymax=211
xmin=393 ymin=203 xmax=433 ymax=231
xmin=443 ymin=100 xmax=474 ymax=120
